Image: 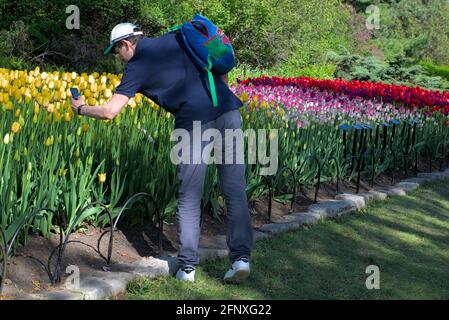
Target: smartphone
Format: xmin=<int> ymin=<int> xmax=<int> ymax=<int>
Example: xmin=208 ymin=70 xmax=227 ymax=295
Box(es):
xmin=70 ymin=87 xmax=80 ymax=100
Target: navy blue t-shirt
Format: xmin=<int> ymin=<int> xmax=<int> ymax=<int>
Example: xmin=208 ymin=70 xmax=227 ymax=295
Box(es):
xmin=115 ymin=32 xmax=243 ymax=131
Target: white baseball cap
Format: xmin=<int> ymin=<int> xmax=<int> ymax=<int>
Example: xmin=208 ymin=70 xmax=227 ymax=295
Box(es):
xmin=104 ymin=22 xmax=143 ymax=55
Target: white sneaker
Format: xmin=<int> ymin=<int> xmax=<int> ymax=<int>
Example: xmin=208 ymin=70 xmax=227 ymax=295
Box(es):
xmin=176 ymin=266 xmax=195 ymax=282
xmin=223 ymin=257 xmax=250 ymax=284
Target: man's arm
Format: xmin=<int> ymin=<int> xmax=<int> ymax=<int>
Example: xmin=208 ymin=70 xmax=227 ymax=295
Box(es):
xmin=71 ymin=93 xmax=130 ymax=120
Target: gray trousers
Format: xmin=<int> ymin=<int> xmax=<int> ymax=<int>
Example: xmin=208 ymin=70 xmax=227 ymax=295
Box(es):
xmin=175 ymin=109 xmax=253 ymax=268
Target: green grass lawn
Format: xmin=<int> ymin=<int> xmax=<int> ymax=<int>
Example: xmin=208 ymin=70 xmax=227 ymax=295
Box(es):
xmin=125 ymin=180 xmax=449 ymax=300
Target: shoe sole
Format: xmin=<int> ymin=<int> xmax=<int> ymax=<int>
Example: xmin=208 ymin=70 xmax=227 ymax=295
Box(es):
xmin=176 ymin=272 xmax=195 ymax=282
xmin=224 ymin=269 xmax=250 ymax=284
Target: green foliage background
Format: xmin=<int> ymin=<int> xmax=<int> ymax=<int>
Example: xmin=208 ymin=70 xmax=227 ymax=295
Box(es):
xmin=0 ymin=0 xmax=449 ymax=81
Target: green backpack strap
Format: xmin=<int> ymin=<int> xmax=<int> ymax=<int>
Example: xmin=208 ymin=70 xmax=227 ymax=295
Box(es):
xmin=207 ymin=55 xmax=218 ymax=108
xmin=169 ymin=25 xmax=182 ymax=32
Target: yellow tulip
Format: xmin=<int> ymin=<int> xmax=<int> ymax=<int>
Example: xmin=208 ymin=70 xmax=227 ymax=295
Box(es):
xmin=0 ymin=79 xmax=9 ymax=88
xmin=249 ymin=100 xmax=257 ymax=109
xmin=82 ymin=123 xmax=89 ymax=133
xmin=104 ymin=88 xmax=112 ymax=98
xmin=45 ymin=135 xmax=54 ymax=147
xmin=5 ymin=101 xmax=13 ymax=111
xmin=53 ymin=110 xmax=61 ymax=122
xmin=88 ymin=97 xmax=96 ymax=106
xmin=46 ymin=103 xmax=55 ymax=113
xmin=97 ymin=173 xmax=107 ymax=184
xmin=34 ymin=103 xmax=40 ymax=115
xmin=11 ymin=121 xmax=21 ymax=133
xmin=128 ymin=99 xmax=136 ymax=109
xmin=64 ymin=112 xmax=72 ymax=122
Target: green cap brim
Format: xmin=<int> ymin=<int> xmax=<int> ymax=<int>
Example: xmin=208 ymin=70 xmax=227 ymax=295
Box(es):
xmin=104 ymin=43 xmax=115 ymax=55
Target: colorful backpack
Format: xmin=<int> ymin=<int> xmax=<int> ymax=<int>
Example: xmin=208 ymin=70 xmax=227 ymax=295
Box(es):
xmin=170 ymin=14 xmax=236 ymax=107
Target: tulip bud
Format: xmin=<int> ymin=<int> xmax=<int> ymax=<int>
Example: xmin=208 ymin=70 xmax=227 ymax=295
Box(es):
xmin=19 ymin=116 xmax=25 ymax=127
xmin=14 ymin=150 xmax=20 ymax=161
xmin=45 ymin=136 xmax=54 ymax=147
xmin=3 ymin=133 xmax=10 ymax=144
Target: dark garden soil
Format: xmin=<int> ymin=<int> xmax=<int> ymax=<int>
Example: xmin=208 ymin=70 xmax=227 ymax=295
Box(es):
xmin=1 ymin=158 xmax=447 ymax=299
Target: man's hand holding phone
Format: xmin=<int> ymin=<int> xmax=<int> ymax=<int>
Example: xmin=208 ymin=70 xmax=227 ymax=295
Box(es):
xmin=70 ymin=88 xmax=86 ymax=115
